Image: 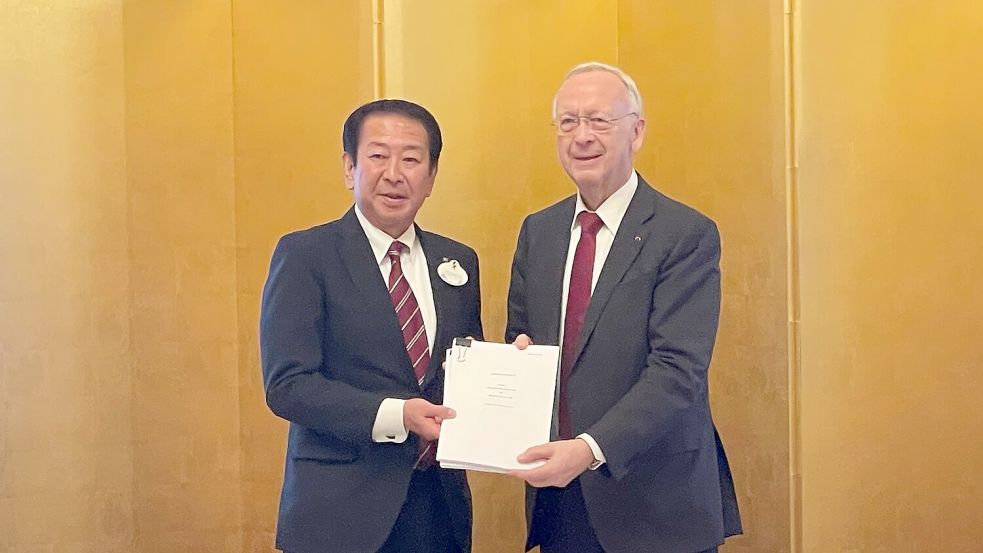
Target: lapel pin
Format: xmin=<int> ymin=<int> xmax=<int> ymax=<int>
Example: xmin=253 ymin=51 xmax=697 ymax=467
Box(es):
xmin=437 ymin=258 xmax=468 ymax=286
xmin=634 ymin=236 xmax=642 ymax=242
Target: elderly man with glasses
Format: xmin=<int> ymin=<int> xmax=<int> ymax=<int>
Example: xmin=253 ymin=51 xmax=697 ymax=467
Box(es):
xmin=506 ymin=62 xmax=743 ymax=553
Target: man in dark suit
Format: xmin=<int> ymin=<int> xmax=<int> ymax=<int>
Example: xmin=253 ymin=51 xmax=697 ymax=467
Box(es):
xmin=506 ymin=62 xmax=742 ymax=553
xmin=260 ymin=99 xmax=482 ymax=553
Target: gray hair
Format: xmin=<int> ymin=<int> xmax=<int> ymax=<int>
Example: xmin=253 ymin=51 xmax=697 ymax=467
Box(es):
xmin=552 ymin=61 xmax=644 ymax=118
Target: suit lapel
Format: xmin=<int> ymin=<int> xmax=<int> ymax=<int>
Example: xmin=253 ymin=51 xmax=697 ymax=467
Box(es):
xmin=540 ymin=198 xmax=576 ymax=346
xmin=572 ymin=182 xmax=655 ymax=368
xmin=417 ymin=228 xmax=449 ymax=391
xmin=338 ymin=208 xmax=418 ymax=388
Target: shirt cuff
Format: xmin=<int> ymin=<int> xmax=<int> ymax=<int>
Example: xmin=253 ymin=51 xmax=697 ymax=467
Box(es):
xmin=372 ymin=398 xmax=408 ymax=443
xmin=576 ymin=433 xmax=606 ymax=470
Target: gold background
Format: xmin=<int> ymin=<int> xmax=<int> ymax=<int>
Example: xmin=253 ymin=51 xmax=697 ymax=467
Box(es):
xmin=1 ymin=1 xmax=980 ymax=552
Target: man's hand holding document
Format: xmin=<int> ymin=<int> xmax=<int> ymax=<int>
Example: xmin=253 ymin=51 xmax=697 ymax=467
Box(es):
xmin=436 ymin=338 xmax=559 ymax=473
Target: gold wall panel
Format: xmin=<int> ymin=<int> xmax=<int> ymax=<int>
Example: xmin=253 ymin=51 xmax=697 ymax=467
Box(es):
xmin=0 ymin=1 xmax=133 ymax=551
xmin=122 ymin=2 xmax=241 ymax=551
xmin=8 ymin=2 xmax=981 ymax=552
xmin=618 ymin=2 xmax=791 ymax=552
xmin=797 ymin=1 xmax=983 ymax=552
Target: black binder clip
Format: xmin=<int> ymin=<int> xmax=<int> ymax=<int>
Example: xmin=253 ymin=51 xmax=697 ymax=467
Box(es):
xmin=453 ymin=337 xmax=472 ymax=362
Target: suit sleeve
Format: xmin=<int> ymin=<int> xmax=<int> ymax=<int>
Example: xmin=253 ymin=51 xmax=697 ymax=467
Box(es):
xmin=587 ymin=218 xmax=722 ymax=480
xmin=260 ymin=234 xmax=386 ymax=444
xmin=505 ymin=218 xmax=529 ymax=343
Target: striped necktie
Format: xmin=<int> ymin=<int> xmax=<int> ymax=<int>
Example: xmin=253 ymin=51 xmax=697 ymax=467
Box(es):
xmin=387 ymin=241 xmax=430 ymax=385
xmin=387 ymin=241 xmax=436 ymax=469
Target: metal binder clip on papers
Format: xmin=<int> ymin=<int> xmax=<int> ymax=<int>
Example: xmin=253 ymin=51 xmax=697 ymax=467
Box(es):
xmin=437 ymin=339 xmax=560 ymax=473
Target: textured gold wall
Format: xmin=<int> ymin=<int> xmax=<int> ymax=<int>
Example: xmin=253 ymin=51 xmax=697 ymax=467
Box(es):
xmin=6 ymin=2 xmax=981 ymax=553
xmin=796 ymin=1 xmax=983 ymax=552
xmin=618 ymin=2 xmax=791 ymax=552
xmin=231 ymin=1 xmax=374 ymax=550
xmin=0 ymin=2 xmax=133 ymax=551
xmin=122 ymin=2 xmax=242 ymax=551
xmin=1 ymin=2 xmax=369 ymax=552
xmin=1 ymin=1 xmax=783 ymax=552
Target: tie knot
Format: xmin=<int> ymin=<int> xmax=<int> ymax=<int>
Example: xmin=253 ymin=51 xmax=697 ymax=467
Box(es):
xmin=577 ymin=211 xmax=604 ymax=237
xmin=388 ymin=241 xmax=407 ymax=259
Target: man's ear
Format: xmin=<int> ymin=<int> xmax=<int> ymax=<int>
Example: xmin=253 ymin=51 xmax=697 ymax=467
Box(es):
xmin=425 ymin=160 xmax=438 ymax=197
xmin=343 ymin=152 xmax=356 ymax=191
xmin=631 ymin=117 xmax=647 ymax=154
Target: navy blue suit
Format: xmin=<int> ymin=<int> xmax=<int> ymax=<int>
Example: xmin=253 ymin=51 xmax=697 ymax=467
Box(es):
xmin=506 ymin=176 xmax=742 ymax=553
xmin=261 ymin=208 xmax=483 ymax=553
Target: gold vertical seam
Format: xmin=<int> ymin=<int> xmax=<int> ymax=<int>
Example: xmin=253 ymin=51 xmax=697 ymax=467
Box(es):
xmin=784 ymin=0 xmax=803 ymax=552
xmin=372 ymin=0 xmax=384 ymax=98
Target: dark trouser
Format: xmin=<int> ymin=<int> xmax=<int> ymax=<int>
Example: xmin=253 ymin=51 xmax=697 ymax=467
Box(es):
xmin=283 ymin=468 xmax=458 ymax=553
xmin=531 ymin=479 xmax=718 ymax=553
xmin=378 ymin=467 xmax=459 ymax=553
xmin=531 ymin=479 xmax=605 ymax=553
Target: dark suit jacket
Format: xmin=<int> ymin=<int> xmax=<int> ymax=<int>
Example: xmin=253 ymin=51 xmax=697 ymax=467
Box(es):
xmin=260 ymin=208 xmax=483 ymax=553
xmin=506 ymin=176 xmax=742 ymax=553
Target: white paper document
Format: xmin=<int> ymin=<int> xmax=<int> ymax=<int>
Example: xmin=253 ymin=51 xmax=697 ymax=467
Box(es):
xmin=437 ymin=339 xmax=559 ymax=473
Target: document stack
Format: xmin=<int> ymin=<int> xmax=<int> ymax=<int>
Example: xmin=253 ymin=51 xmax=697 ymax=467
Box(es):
xmin=437 ymin=338 xmax=560 ymax=473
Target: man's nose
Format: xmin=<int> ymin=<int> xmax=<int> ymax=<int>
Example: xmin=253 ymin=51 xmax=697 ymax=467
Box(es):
xmin=383 ymin=158 xmax=402 ymax=183
xmin=573 ymin=120 xmax=595 ymax=143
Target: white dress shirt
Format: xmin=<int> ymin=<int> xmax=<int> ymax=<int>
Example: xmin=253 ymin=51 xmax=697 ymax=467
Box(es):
xmin=354 ymin=206 xmax=436 ymax=443
xmin=561 ymin=170 xmax=639 ymax=468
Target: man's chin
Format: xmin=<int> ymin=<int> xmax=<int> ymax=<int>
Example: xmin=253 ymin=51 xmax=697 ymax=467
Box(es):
xmin=566 ymin=171 xmax=602 ymax=191
xmin=367 ymin=209 xmax=414 ymax=237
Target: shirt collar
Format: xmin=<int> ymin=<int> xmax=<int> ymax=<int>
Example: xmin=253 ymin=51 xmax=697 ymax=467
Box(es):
xmin=572 ymin=170 xmax=638 ymax=235
xmin=354 ymin=205 xmax=418 ymax=265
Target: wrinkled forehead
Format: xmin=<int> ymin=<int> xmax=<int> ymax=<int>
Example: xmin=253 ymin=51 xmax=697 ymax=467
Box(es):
xmin=555 ymin=71 xmax=632 ymax=114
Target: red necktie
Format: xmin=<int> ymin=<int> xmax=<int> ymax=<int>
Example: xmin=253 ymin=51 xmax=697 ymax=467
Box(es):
xmin=387 ymin=241 xmax=435 ymax=468
xmin=559 ymin=211 xmax=604 ymax=440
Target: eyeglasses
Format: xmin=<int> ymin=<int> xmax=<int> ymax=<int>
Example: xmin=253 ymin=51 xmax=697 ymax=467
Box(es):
xmin=554 ymin=112 xmax=638 ymax=134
